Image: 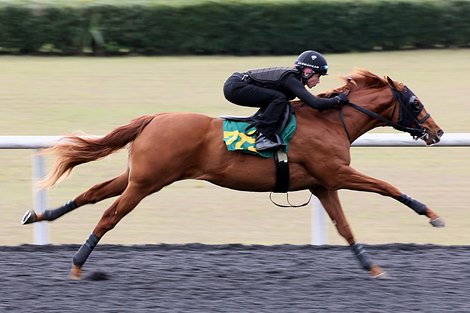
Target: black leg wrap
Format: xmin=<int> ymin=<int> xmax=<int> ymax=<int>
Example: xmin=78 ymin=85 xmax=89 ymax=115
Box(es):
xmin=351 ymin=243 xmax=373 ymax=271
xmin=395 ymin=194 xmax=428 ymax=215
xmin=72 ymin=234 xmax=100 ymax=267
xmin=43 ymin=200 xmax=78 ymax=221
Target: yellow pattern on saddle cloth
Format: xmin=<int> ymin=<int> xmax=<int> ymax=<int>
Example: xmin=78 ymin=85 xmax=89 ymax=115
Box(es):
xmin=222 ymin=115 xmax=297 ymax=158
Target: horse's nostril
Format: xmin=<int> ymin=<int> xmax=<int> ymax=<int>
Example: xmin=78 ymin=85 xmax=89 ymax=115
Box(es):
xmin=437 ymin=129 xmax=444 ymax=138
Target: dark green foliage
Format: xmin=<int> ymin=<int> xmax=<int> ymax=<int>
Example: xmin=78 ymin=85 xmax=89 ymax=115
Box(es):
xmin=0 ymin=0 xmax=469 ymax=55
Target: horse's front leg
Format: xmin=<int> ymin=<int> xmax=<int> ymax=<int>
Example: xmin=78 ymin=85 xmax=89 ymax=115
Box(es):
xmin=311 ymin=187 xmax=387 ymax=279
xmin=331 ymin=166 xmax=445 ymax=227
xmin=22 ymin=171 xmax=129 ymax=225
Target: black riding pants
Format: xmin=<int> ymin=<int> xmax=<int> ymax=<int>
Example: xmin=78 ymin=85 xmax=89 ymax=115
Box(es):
xmin=223 ymin=73 xmax=288 ymax=139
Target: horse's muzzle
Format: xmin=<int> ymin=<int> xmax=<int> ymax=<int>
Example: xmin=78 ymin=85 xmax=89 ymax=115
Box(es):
xmin=425 ymin=129 xmax=444 ymax=145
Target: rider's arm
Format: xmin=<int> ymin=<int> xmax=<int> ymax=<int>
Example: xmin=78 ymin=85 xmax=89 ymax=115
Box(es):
xmin=282 ymin=75 xmax=343 ymax=110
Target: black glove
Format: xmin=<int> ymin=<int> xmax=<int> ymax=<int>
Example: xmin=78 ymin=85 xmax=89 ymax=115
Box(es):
xmin=335 ymin=93 xmax=349 ymax=104
xmin=332 ymin=93 xmax=349 ymax=108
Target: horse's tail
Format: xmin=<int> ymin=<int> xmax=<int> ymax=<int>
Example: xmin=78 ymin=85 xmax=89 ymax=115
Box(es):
xmin=42 ymin=114 xmax=156 ymax=188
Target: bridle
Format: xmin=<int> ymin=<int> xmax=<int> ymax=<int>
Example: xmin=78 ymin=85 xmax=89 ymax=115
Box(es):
xmin=339 ymin=85 xmax=430 ymax=143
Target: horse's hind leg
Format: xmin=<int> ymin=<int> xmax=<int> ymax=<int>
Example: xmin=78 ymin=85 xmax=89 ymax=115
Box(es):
xmin=69 ymin=181 xmax=152 ymax=279
xmin=22 ymin=171 xmax=129 ymax=225
xmin=311 ymin=186 xmax=387 ymax=279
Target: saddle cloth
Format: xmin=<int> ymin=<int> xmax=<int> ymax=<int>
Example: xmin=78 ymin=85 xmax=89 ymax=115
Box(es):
xmin=222 ymin=115 xmax=297 ymax=158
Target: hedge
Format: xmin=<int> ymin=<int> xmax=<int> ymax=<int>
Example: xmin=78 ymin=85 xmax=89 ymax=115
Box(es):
xmin=0 ymin=0 xmax=469 ymax=55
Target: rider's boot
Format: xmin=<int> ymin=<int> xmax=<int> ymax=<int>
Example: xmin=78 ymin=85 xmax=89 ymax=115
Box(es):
xmin=255 ymin=133 xmax=282 ymax=151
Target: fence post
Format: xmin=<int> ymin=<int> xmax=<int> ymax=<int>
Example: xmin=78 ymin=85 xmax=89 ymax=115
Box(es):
xmin=311 ymin=196 xmax=327 ymax=245
xmin=32 ymin=150 xmax=49 ymax=244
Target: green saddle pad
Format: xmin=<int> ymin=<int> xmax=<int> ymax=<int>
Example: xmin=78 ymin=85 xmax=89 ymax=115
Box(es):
xmin=222 ymin=115 xmax=297 ymax=158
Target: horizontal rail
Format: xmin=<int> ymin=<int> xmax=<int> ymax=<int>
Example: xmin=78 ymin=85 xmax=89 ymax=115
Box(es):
xmin=2 ymin=133 xmax=470 ymax=149
xmin=353 ymin=133 xmax=470 ymax=147
xmin=1 ymin=133 xmax=469 ymax=245
xmin=0 ymin=136 xmax=62 ymax=149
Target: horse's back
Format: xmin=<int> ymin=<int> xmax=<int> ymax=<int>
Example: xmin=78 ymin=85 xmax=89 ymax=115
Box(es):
xmin=129 ymin=112 xmax=222 ymax=169
xmin=133 ymin=112 xmax=218 ymax=149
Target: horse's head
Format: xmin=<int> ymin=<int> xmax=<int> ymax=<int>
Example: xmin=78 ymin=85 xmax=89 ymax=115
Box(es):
xmin=337 ymin=69 xmax=444 ymax=145
xmin=384 ymin=76 xmax=444 ymax=145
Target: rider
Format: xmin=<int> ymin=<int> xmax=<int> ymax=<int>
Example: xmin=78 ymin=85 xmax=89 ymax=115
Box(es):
xmin=223 ymin=50 xmax=349 ymax=151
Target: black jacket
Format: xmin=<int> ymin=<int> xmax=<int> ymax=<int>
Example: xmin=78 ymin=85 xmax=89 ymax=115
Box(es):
xmin=245 ymin=67 xmax=338 ymax=110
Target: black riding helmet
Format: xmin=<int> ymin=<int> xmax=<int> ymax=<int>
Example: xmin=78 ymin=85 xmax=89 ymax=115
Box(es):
xmin=294 ymin=50 xmax=329 ymax=82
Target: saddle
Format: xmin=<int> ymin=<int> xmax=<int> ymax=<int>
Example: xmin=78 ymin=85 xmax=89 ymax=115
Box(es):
xmin=221 ymin=104 xmax=294 ymax=193
xmin=221 ymin=103 xmax=293 ymax=138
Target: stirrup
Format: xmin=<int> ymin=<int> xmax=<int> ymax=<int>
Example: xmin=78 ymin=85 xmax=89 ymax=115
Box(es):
xmin=255 ymin=134 xmax=282 ymax=151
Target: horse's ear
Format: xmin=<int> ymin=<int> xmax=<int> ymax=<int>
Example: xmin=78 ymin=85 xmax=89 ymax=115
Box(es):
xmin=340 ymin=74 xmax=357 ymax=87
xmin=386 ymin=76 xmax=397 ymax=89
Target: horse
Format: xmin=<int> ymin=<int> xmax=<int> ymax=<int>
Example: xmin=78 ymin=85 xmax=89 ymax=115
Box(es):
xmin=22 ymin=69 xmax=444 ymax=280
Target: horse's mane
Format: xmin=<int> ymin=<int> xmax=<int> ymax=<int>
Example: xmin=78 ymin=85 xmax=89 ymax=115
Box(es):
xmin=290 ymin=68 xmax=404 ymax=110
xmin=317 ymin=68 xmax=403 ymax=98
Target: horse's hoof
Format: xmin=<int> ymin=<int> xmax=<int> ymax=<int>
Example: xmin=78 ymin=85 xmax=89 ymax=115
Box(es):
xmin=372 ymin=271 xmax=391 ymax=280
xmin=370 ymin=265 xmax=390 ymax=279
xmin=430 ymin=217 xmax=445 ymax=228
xmin=21 ymin=210 xmax=37 ymax=225
xmin=68 ymin=265 xmax=82 ymax=280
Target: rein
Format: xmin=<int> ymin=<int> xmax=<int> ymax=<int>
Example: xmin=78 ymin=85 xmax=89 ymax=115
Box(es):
xmin=339 ymin=87 xmax=430 ymax=143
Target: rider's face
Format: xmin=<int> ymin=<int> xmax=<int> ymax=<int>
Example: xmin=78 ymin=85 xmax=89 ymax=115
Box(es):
xmin=306 ymin=72 xmax=321 ymax=89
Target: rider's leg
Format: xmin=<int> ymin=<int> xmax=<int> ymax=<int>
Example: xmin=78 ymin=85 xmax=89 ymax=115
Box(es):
xmin=255 ymin=96 xmax=288 ymax=141
xmin=223 ymin=77 xmax=287 ymax=150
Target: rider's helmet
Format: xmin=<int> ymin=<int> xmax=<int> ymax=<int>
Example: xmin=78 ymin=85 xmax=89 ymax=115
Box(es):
xmin=294 ymin=50 xmax=329 ymax=81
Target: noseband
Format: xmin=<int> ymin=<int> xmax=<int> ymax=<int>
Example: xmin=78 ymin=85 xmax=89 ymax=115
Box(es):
xmin=340 ymin=85 xmax=430 ymax=143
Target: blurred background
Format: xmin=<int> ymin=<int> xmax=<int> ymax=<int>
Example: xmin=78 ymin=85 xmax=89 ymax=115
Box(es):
xmin=1 ymin=0 xmax=469 ymax=246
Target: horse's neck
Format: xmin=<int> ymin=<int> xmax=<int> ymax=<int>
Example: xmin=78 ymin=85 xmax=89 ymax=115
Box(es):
xmin=293 ymin=86 xmax=395 ymax=143
xmin=343 ymin=89 xmax=396 ymax=143
xmin=343 ymin=107 xmax=381 ymax=142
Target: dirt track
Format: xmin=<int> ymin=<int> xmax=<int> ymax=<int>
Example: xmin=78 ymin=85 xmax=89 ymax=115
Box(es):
xmin=1 ymin=244 xmax=469 ymax=312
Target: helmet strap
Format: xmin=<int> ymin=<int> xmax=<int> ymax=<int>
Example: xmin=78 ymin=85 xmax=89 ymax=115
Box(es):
xmin=300 ymin=68 xmax=315 ymax=84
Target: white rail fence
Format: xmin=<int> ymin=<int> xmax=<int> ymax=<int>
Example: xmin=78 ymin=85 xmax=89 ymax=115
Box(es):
xmin=2 ymin=133 xmax=470 ymax=245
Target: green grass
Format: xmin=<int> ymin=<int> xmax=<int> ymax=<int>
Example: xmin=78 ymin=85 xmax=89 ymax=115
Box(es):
xmin=0 ymin=0 xmax=207 ymax=7
xmin=1 ymin=49 xmax=470 ymax=246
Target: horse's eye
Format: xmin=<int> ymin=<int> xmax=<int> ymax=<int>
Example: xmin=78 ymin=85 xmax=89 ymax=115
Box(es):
xmin=410 ymin=97 xmax=422 ymax=112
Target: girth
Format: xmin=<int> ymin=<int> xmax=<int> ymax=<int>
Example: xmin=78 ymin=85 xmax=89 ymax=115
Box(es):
xmin=273 ymin=150 xmax=289 ymax=193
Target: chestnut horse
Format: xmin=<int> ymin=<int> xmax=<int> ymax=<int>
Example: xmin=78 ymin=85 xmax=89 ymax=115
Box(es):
xmin=22 ymin=69 xmax=444 ymax=280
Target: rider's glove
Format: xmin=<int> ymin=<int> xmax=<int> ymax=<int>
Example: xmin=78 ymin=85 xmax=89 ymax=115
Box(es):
xmin=334 ymin=93 xmax=349 ymax=106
